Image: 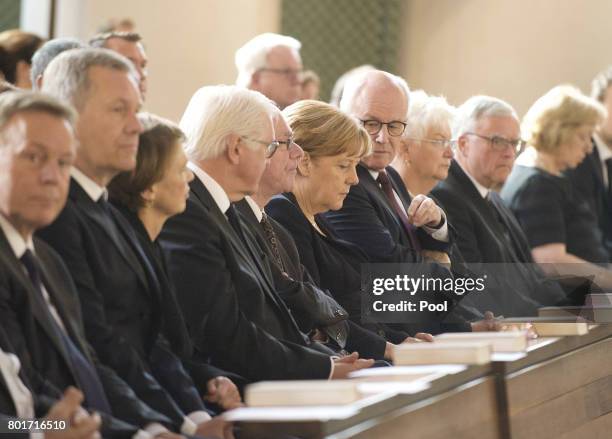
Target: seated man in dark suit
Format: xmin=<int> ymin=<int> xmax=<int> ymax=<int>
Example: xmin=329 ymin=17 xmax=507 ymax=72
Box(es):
xmin=236 ymin=109 xmax=410 ymax=360
xmin=36 ymin=49 xmax=231 ymax=438
xmin=565 ymin=66 xmax=612 ymax=261
xmin=160 ymin=85 xmax=373 ymax=382
xmin=0 ymin=90 xmax=192 ymax=438
xmin=431 ymin=95 xmax=568 ymax=313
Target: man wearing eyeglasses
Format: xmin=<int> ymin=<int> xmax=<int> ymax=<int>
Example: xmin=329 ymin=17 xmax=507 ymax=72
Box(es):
xmin=431 ymin=96 xmax=568 ymax=312
xmin=235 ymin=33 xmax=304 ymax=110
xmin=324 ymin=69 xmax=451 ymax=265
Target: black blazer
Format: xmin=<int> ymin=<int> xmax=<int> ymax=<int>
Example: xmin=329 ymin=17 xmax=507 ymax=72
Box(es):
xmin=267 ymin=192 xmax=420 ymax=343
xmin=0 ymin=230 xmax=168 ymax=438
xmin=236 ymin=199 xmax=388 ymax=360
xmin=432 ymin=160 xmax=568 ymax=313
xmin=323 ymin=164 xmax=450 ymax=263
xmin=159 ymin=178 xmax=332 ymax=382
xmin=565 ymin=142 xmax=612 ymax=260
xmin=37 ymin=179 xmax=205 ymax=428
xmin=112 ymin=203 xmax=247 ymax=403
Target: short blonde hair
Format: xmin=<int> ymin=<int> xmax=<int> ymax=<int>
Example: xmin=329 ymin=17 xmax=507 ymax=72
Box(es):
xmin=522 ymin=85 xmax=606 ymax=153
xmin=283 ymin=99 xmax=371 ymax=160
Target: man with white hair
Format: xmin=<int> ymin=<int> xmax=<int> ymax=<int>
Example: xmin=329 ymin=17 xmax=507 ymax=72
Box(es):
xmin=235 ymin=32 xmax=303 ymax=109
xmin=160 ymin=85 xmax=374 ymax=382
xmin=324 ymin=69 xmax=450 ymax=264
xmin=431 ymin=96 xmax=568 ymax=312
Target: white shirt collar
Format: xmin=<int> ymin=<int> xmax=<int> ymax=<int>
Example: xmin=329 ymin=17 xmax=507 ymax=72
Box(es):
xmin=456 ymin=160 xmax=489 ymax=198
xmin=188 ymin=162 xmax=231 ymax=214
xmin=70 ymin=167 xmax=107 ymax=202
xmin=244 ymin=196 xmax=264 ymax=222
xmin=593 ymin=133 xmax=612 ymax=162
xmin=368 ymin=169 xmax=380 ymax=181
xmin=0 ymin=214 xmax=34 ymax=259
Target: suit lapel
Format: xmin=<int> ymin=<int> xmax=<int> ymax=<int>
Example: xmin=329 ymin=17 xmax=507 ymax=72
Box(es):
xmin=190 ymin=180 xmax=284 ymax=311
xmin=357 ymin=164 xmax=404 ymax=230
xmin=0 ymin=232 xmax=75 ymax=375
xmin=70 ymin=180 xmax=151 ymax=295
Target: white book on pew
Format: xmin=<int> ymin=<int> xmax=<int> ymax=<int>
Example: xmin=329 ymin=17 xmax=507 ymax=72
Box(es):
xmin=434 ymin=331 xmax=528 ymax=352
xmin=502 ymin=317 xmax=590 ymax=336
xmin=585 ymin=293 xmax=612 ymax=307
xmin=245 ymin=380 xmax=360 ymax=407
xmin=348 ymin=365 xmax=463 ymax=382
xmin=393 ymin=341 xmax=492 ymax=365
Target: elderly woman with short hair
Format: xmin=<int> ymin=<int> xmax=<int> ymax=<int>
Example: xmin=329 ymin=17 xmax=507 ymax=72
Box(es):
xmin=501 ymin=85 xmax=610 ymax=267
xmin=390 ymin=90 xmax=455 ymax=197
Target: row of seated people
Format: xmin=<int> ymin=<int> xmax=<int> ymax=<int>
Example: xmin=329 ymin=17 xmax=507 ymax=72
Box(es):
xmin=0 ymin=33 xmax=611 ymax=439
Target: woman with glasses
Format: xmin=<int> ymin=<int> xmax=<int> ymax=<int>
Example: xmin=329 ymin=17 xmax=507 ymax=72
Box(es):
xmin=501 ymin=85 xmax=611 ymax=266
xmin=266 ymin=100 xmax=434 ymax=347
xmin=108 ymin=113 xmax=244 ymax=412
xmin=390 ymin=90 xmax=455 ymax=199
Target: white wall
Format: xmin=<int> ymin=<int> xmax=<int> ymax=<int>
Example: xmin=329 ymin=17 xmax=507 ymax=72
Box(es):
xmin=56 ymin=0 xmax=280 ymax=122
xmin=399 ymin=0 xmax=612 ymax=116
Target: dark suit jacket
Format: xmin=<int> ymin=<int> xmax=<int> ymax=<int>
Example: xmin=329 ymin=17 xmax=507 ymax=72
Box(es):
xmin=431 ymin=160 xmax=568 ymax=314
xmin=0 ymin=230 xmax=167 ymax=438
xmin=114 ymin=203 xmax=248 ymax=394
xmin=565 ymin=142 xmax=612 ymax=260
xmin=159 ymin=178 xmax=332 ymax=382
xmin=323 ymin=164 xmax=450 ymax=263
xmin=236 ymin=199 xmax=388 ymax=360
xmin=37 ymin=179 xmax=206 ymax=428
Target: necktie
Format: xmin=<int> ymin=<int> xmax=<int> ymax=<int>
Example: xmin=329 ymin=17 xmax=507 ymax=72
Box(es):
xmin=260 ymin=212 xmax=286 ymax=272
xmin=485 ymin=193 xmax=521 ymax=260
xmin=20 ymin=250 xmax=112 ymax=414
xmin=377 ymin=170 xmax=422 ymax=253
xmin=226 ymin=204 xmax=244 ymax=239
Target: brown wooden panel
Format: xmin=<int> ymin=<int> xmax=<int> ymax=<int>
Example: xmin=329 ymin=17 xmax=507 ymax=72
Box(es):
xmin=506 ymin=338 xmax=612 ymax=413
xmin=509 ymin=375 xmax=612 ymax=438
xmin=349 ymin=377 xmax=501 ymax=439
xmin=558 ymin=411 xmax=612 ymax=439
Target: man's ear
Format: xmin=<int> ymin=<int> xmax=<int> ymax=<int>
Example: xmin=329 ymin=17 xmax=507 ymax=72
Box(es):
xmin=225 ymin=133 xmax=242 ymax=165
xmin=456 ymin=135 xmax=469 ymax=158
xmin=35 ymin=74 xmax=43 ymax=90
xmin=296 ymin=152 xmax=311 ymax=176
xmin=249 ymin=71 xmax=261 ymax=90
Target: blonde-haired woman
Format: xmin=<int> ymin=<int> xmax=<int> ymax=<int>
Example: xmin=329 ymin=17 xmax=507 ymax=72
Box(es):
xmin=501 ymin=85 xmax=611 ymax=269
xmin=266 ymin=100 xmax=434 ymax=346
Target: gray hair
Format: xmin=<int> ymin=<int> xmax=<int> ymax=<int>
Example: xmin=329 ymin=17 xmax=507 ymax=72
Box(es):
xmin=89 ymin=31 xmax=143 ymax=48
xmin=404 ymin=90 xmax=456 ymax=140
xmin=0 ymin=90 xmax=76 ymax=143
xmin=42 ymin=47 xmax=138 ymax=110
xmin=180 ymin=85 xmax=277 ymax=161
xmin=339 ymin=69 xmax=410 ymax=116
xmin=30 ymin=38 xmax=86 ymax=89
xmin=329 ymin=64 xmax=375 ymax=107
xmin=235 ymin=33 xmax=301 ymax=88
xmin=452 ymin=95 xmax=518 ymax=139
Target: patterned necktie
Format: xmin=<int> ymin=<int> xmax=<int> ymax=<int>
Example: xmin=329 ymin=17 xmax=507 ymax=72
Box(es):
xmin=20 ymin=250 xmax=112 ymax=414
xmin=377 ymin=170 xmax=422 ymax=253
xmin=260 ymin=212 xmax=286 ymax=272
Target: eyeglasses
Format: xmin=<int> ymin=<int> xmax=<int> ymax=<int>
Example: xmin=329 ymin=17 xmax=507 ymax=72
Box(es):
xmin=241 ymin=136 xmax=280 ymax=158
xmin=360 ymin=119 xmax=407 ymax=137
xmin=465 ymin=132 xmax=525 ymax=153
xmin=258 ymin=68 xmax=304 ymax=80
xmin=405 ymin=137 xmax=454 ymax=149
